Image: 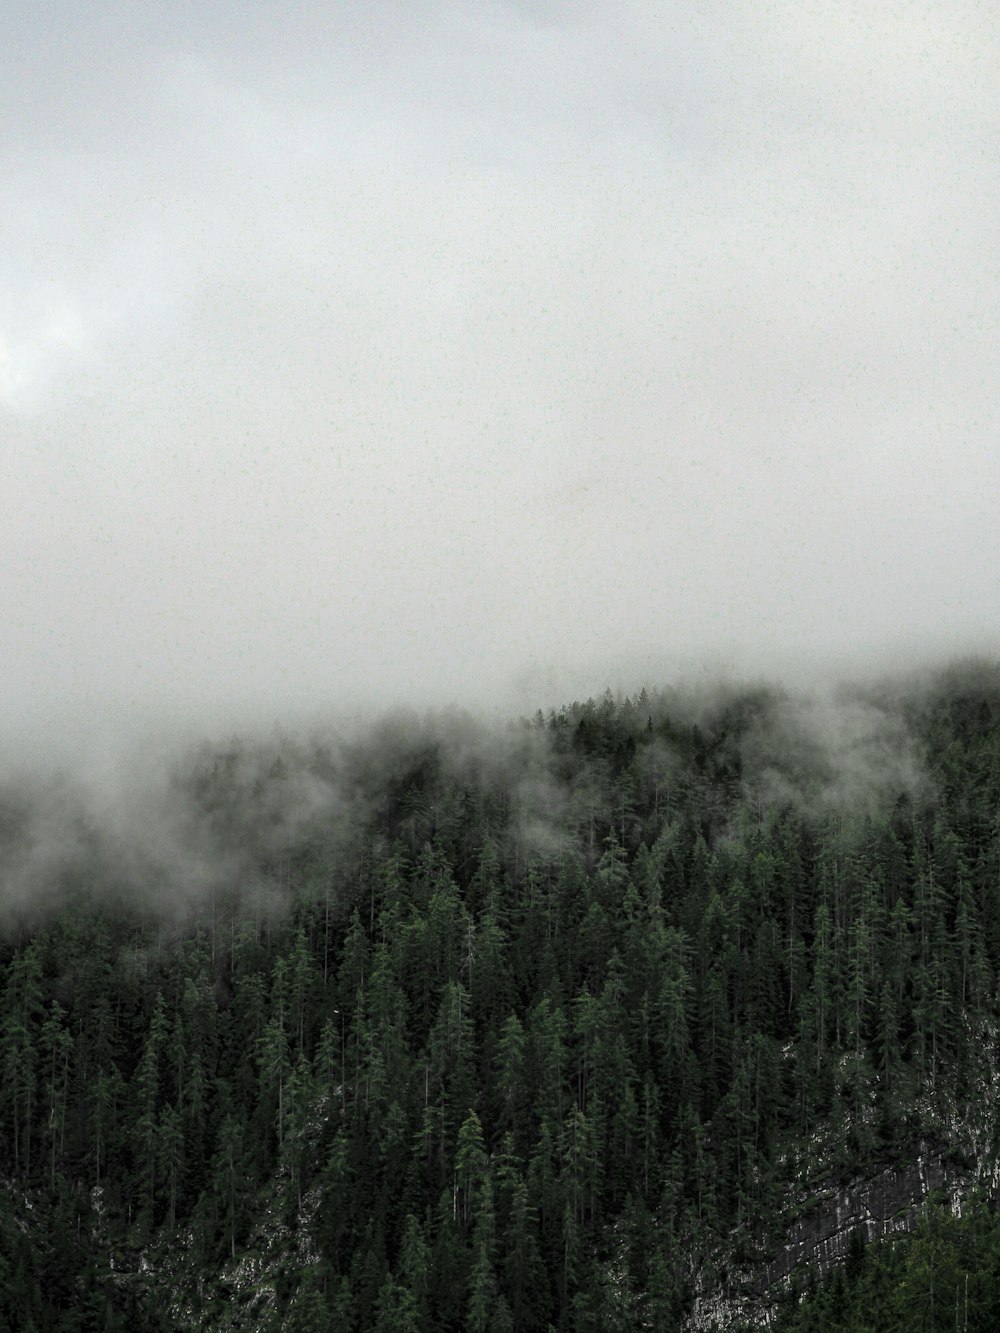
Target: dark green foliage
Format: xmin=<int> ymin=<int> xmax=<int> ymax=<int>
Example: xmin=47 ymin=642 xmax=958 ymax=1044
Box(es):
xmin=1 ymin=664 xmax=1000 ymax=1327
xmin=773 ymin=1198 xmax=1000 ymax=1331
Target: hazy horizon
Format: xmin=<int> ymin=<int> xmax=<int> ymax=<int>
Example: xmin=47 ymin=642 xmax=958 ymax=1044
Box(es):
xmin=3 ymin=2 xmax=997 ymax=757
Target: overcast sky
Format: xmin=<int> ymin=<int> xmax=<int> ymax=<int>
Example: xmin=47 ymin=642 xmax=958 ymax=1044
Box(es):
xmin=2 ymin=1 xmax=997 ymax=750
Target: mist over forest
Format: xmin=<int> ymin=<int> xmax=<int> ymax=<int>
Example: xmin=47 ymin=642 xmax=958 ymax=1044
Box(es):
xmin=0 ymin=657 xmax=952 ymax=929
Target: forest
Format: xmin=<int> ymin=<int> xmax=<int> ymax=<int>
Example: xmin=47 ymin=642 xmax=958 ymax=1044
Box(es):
xmin=1 ymin=659 xmax=1000 ymax=1330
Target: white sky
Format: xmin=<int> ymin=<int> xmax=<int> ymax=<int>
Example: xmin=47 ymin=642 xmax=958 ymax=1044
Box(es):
xmin=2 ymin=0 xmax=998 ymax=749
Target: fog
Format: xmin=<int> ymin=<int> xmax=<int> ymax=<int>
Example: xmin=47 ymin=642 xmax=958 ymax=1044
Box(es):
xmin=2 ymin=2 xmax=998 ymax=760
xmin=0 ymin=670 xmax=945 ymax=925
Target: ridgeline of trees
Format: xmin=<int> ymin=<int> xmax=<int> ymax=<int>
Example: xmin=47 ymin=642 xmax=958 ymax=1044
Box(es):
xmin=1 ymin=663 xmax=1000 ymax=1329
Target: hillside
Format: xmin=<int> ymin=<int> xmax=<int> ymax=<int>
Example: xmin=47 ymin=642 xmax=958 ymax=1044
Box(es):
xmin=2 ymin=662 xmax=1000 ymax=1330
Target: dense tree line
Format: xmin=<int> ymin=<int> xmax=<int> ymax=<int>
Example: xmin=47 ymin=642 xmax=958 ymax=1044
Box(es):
xmin=1 ymin=663 xmax=999 ymax=1328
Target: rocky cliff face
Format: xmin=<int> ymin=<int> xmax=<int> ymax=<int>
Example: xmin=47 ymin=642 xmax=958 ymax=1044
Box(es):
xmin=688 ymin=1156 xmax=962 ymax=1330
xmin=687 ymin=1023 xmax=1000 ymax=1329
xmin=765 ymin=1152 xmax=950 ymax=1283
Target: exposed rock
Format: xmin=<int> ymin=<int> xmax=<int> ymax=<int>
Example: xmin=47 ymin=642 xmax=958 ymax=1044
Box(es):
xmin=687 ymin=1146 xmax=1000 ymax=1330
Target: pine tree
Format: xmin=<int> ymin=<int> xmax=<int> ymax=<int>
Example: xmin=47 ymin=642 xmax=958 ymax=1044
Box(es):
xmin=209 ymin=1113 xmax=251 ymax=1261
xmin=39 ymin=999 xmax=72 ymax=1188
xmin=286 ymin=1268 xmax=329 ymax=1333
xmin=1 ymin=944 xmax=43 ymax=1173
xmin=133 ymin=993 xmax=168 ymax=1226
xmin=158 ymin=1103 xmax=185 ymax=1231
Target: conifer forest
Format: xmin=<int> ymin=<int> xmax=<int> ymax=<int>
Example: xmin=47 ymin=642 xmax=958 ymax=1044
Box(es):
xmin=3 ymin=660 xmax=1000 ymax=1330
